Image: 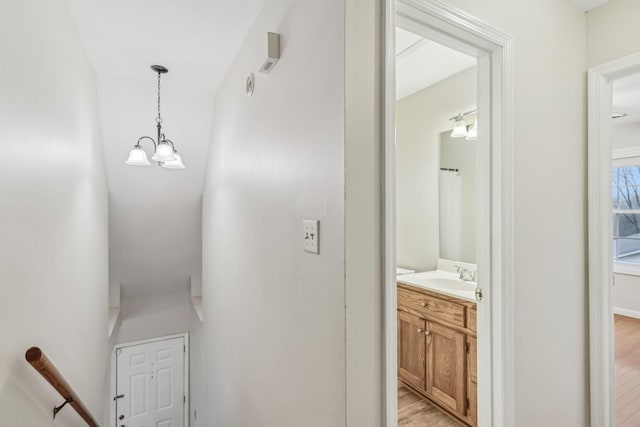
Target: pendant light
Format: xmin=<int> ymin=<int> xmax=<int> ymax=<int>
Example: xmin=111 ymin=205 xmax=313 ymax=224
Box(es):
xmin=125 ymin=65 xmax=185 ymax=169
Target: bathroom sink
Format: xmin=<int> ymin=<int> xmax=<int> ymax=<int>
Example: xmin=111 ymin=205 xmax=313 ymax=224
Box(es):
xmin=397 ymin=270 xmax=476 ymax=302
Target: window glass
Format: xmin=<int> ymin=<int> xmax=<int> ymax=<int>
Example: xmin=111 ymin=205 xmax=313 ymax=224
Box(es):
xmin=613 ymin=164 xmax=640 ymax=264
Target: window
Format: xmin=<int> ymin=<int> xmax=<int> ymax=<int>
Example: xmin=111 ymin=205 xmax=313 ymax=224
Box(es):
xmin=613 ymin=163 xmax=640 ymax=265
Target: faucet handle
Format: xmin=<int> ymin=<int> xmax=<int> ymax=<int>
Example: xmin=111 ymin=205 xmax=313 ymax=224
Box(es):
xmin=455 ymin=265 xmax=463 ymax=272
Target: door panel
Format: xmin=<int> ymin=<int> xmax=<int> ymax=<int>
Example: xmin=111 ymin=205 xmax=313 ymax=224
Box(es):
xmin=116 ymin=336 xmax=185 ymax=427
xmin=398 ymin=310 xmax=426 ymax=390
xmin=426 ymin=321 xmax=466 ymax=416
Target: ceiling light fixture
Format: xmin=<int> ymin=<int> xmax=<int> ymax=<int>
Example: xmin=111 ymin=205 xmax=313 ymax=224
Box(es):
xmin=449 ymin=110 xmax=477 ymax=140
xmin=125 ymin=65 xmax=185 ymax=169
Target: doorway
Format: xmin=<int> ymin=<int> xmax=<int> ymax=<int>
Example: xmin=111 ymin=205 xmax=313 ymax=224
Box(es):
xmin=383 ymin=1 xmax=515 ymax=426
xmin=113 ymin=333 xmax=189 ymax=427
xmin=589 ymin=53 xmax=640 ymax=427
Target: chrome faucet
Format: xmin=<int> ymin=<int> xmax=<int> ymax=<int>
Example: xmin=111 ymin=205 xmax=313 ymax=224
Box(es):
xmin=455 ymin=265 xmax=476 ymax=282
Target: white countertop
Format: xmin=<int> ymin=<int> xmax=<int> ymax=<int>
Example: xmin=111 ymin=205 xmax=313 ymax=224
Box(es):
xmin=397 ymin=270 xmax=477 ymax=303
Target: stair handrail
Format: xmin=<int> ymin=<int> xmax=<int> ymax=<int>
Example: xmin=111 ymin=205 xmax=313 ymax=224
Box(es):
xmin=25 ymin=347 xmax=99 ymax=426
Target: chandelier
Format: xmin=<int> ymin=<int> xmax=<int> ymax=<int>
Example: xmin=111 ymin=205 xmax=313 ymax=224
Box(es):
xmin=125 ymin=65 xmax=185 ymax=169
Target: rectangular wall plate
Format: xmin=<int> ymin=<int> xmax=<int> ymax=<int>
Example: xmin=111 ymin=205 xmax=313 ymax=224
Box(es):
xmin=303 ymin=219 xmax=319 ymax=254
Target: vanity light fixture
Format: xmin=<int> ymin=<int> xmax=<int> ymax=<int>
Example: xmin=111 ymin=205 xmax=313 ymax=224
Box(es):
xmin=449 ymin=109 xmax=477 ymax=140
xmin=450 ymin=114 xmax=468 ymax=138
xmin=125 ymin=65 xmax=185 ymax=169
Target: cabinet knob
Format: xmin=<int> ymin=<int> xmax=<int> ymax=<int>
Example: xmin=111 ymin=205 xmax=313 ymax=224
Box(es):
xmin=420 ymin=302 xmax=426 ymax=307
xmin=417 ymin=328 xmax=423 ymax=333
xmin=424 ymin=331 xmax=431 ymax=336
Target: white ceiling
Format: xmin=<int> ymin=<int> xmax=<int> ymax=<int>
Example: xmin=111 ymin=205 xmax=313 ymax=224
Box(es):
xmin=66 ymin=0 xmax=267 ymax=297
xmin=613 ymin=73 xmax=640 ymax=124
xmin=564 ymin=0 xmax=611 ymax=11
xmin=396 ymin=27 xmax=475 ymax=100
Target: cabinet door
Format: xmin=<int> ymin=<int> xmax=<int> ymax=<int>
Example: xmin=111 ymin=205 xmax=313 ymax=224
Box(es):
xmin=467 ymin=336 xmax=477 ymax=426
xmin=425 ymin=321 xmax=466 ymax=416
xmin=398 ymin=310 xmax=426 ymax=390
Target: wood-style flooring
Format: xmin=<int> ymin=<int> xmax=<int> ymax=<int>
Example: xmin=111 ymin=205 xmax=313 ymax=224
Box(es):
xmin=398 ymin=383 xmax=463 ymax=427
xmin=616 ymin=314 xmax=640 ymax=426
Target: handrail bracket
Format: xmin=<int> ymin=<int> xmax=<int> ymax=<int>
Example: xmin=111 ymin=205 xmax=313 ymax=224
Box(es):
xmin=53 ymin=397 xmax=74 ymax=419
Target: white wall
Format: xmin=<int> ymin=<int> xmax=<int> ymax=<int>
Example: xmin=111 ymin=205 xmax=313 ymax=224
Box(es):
xmin=0 ymin=1 xmax=110 ymax=425
xmin=201 ymin=0 xmax=345 ymax=425
xmin=344 ymin=0 xmax=383 ymax=424
xmin=188 ymin=305 xmax=206 ymax=426
xmin=587 ymin=0 xmax=640 ymax=68
xmin=612 ymin=121 xmax=640 ymax=151
xmin=347 ymin=0 xmax=588 ymax=425
xmin=115 ymin=292 xmax=192 ymax=344
xmin=396 ymin=67 xmax=476 ymax=272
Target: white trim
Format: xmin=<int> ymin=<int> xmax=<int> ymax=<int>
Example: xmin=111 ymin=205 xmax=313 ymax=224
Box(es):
xmin=383 ymin=0 xmax=397 ymax=425
xmin=383 ymin=1 xmax=514 ymax=426
xmin=588 ymin=51 xmax=640 ymax=427
xmin=614 ymin=307 xmax=640 ymax=320
xmin=614 ymin=262 xmax=640 ymax=276
xmin=613 ymin=147 xmax=640 ymax=160
xmin=110 ymin=333 xmax=190 ymax=427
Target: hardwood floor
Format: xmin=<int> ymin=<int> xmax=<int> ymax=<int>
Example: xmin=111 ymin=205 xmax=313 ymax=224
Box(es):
xmin=616 ymin=314 xmax=640 ymax=426
xmin=398 ymin=383 xmax=463 ymax=427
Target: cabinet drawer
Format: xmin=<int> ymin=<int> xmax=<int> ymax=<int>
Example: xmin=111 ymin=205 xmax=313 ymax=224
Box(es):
xmin=398 ymin=287 xmax=465 ymax=328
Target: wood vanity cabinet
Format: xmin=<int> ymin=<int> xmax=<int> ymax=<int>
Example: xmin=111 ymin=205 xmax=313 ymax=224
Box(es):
xmin=397 ymin=283 xmax=477 ymax=426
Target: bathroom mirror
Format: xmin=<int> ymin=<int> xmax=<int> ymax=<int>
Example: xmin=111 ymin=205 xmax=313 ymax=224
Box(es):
xmin=439 ymin=130 xmax=477 ymax=264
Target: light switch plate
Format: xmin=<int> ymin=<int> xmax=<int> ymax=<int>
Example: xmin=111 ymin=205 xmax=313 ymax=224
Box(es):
xmin=303 ymin=219 xmax=319 ymax=254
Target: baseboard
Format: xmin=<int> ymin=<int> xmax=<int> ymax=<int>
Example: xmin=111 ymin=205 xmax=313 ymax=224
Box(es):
xmin=614 ymin=307 xmax=640 ymax=320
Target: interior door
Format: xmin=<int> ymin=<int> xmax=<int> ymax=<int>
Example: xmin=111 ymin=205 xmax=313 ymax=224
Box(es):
xmin=116 ymin=336 xmax=185 ymax=427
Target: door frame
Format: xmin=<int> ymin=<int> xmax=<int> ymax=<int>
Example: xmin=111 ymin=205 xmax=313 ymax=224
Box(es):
xmin=588 ymin=51 xmax=640 ymax=427
xmin=383 ymin=1 xmax=515 ymax=426
xmin=110 ymin=333 xmax=190 ymax=427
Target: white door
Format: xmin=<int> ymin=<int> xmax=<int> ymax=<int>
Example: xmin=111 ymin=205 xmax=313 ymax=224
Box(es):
xmin=116 ymin=336 xmax=185 ymax=427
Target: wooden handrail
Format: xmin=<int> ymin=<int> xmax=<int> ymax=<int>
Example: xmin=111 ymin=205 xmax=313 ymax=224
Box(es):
xmin=25 ymin=347 xmax=99 ymax=426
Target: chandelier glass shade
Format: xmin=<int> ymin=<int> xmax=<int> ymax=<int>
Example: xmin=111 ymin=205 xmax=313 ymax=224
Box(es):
xmin=125 ymin=65 xmax=185 ymax=169
xmin=125 ymin=147 xmax=151 ymax=166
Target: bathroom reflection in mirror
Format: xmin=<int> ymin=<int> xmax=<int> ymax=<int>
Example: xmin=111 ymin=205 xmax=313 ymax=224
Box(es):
xmin=439 ymin=129 xmax=477 ymax=264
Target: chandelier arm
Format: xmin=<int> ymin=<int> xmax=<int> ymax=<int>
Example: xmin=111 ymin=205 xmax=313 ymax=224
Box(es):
xmin=163 ymin=139 xmax=176 ymax=150
xmin=136 ymin=136 xmax=157 ymax=151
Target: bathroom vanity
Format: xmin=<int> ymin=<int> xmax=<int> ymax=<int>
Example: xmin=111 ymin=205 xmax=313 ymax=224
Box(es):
xmin=397 ymin=274 xmax=477 ymax=426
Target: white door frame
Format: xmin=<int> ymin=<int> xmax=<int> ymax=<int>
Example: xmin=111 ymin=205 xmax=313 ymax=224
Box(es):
xmin=383 ymin=1 xmax=514 ymax=426
xmin=588 ymin=52 xmax=640 ymax=427
xmin=110 ymin=333 xmax=190 ymax=427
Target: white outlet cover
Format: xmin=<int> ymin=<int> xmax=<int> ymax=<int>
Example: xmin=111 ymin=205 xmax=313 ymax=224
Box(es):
xmin=303 ymin=219 xmax=319 ymax=254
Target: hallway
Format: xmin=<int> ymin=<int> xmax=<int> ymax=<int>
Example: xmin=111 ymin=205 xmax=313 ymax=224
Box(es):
xmin=2 ymin=0 xmax=640 ymax=426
